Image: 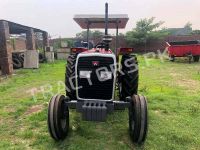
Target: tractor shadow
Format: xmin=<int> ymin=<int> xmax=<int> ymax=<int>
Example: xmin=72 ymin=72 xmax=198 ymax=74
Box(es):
xmin=50 ymin=110 xmax=148 ymax=149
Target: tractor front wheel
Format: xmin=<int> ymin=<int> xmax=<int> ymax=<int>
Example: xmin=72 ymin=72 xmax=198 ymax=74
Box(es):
xmin=129 ymin=95 xmax=148 ymax=144
xmin=47 ymin=95 xmax=69 ymax=140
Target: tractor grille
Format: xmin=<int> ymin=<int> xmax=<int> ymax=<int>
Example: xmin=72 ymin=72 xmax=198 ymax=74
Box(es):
xmin=77 ymin=56 xmax=115 ymax=100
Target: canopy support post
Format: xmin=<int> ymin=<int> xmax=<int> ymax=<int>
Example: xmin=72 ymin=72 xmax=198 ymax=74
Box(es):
xmin=87 ymin=21 xmax=90 ymax=49
xmin=115 ymin=20 xmax=119 ymax=56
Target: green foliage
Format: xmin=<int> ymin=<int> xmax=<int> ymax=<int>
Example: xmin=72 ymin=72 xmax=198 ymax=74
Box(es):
xmin=148 ymin=29 xmax=169 ymax=40
xmin=76 ymin=30 xmax=92 ymax=39
xmin=184 ymin=22 xmax=192 ymax=31
xmin=92 ymin=30 xmax=104 ymax=38
xmin=64 ymin=38 xmax=74 ymax=47
xmin=191 ymin=30 xmax=200 ymax=35
xmin=125 ymin=17 xmax=167 ymax=46
xmin=135 ymin=17 xmax=164 ymax=33
xmin=76 ymin=30 xmax=104 ymax=40
xmin=52 ymin=38 xmax=74 ymax=49
xmin=52 ymin=40 xmax=60 ymax=50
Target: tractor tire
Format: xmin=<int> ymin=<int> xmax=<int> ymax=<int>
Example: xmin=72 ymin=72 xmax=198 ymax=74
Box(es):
xmin=12 ymin=54 xmax=23 ymax=69
xmin=39 ymin=53 xmax=45 ymax=63
xmin=169 ymin=56 xmax=175 ymax=62
xmin=193 ymin=56 xmax=199 ymax=62
xmin=129 ymin=95 xmax=148 ymax=144
xmin=47 ymin=95 xmax=69 ymax=141
xmin=65 ymin=53 xmax=77 ymax=99
xmin=18 ymin=53 xmax=24 ymax=67
xmin=18 ymin=53 xmax=24 ymax=61
xmin=119 ymin=54 xmax=138 ymax=100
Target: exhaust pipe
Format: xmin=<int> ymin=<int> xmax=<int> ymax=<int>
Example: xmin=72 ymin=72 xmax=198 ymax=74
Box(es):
xmin=104 ymin=3 xmax=112 ymax=51
xmin=105 ymin=2 xmax=108 ymax=36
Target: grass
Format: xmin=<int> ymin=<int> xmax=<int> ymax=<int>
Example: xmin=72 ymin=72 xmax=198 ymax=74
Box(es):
xmin=0 ymin=57 xmax=200 ymax=149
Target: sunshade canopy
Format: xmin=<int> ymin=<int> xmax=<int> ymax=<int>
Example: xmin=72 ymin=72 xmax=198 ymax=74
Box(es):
xmin=73 ymin=14 xmax=129 ymax=29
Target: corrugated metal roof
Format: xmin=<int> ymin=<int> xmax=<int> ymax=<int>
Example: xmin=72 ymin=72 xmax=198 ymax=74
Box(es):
xmin=73 ymin=14 xmax=129 ymax=29
xmin=0 ymin=20 xmax=46 ymax=34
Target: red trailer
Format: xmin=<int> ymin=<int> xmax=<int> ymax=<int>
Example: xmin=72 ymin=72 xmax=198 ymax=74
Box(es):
xmin=166 ymin=40 xmax=200 ymax=62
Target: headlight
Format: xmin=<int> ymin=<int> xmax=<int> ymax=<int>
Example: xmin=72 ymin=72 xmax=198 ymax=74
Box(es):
xmin=100 ymin=71 xmax=112 ymax=80
xmin=79 ymin=71 xmax=92 ymax=79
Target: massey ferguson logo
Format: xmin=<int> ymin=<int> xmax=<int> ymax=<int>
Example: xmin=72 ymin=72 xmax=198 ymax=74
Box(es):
xmin=92 ymin=61 xmax=100 ymax=66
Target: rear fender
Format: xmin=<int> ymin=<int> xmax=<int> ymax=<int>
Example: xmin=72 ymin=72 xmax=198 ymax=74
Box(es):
xmin=118 ymin=48 xmax=134 ymax=55
xmin=71 ymin=47 xmax=88 ymax=54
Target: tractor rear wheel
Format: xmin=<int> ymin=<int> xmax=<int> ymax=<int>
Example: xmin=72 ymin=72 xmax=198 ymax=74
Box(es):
xmin=119 ymin=54 xmax=138 ymax=100
xmin=193 ymin=56 xmax=199 ymax=62
xmin=65 ymin=53 xmax=77 ymax=99
xmin=129 ymin=95 xmax=148 ymax=144
xmin=47 ymin=95 xmax=69 ymax=140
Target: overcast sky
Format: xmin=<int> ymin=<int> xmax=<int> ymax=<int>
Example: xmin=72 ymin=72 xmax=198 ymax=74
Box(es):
xmin=0 ymin=0 xmax=200 ymax=38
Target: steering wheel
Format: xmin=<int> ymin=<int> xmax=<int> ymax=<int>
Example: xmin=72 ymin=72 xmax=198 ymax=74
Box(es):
xmin=95 ymin=42 xmax=106 ymax=48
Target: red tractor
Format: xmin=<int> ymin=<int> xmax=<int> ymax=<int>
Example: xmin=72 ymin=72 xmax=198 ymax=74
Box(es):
xmin=47 ymin=3 xmax=148 ymax=144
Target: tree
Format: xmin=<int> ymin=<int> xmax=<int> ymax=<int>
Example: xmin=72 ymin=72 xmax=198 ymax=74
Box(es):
xmin=125 ymin=17 xmax=166 ymax=46
xmin=92 ymin=30 xmax=104 ymax=38
xmin=135 ymin=17 xmax=164 ymax=34
xmin=184 ymin=22 xmax=192 ymax=31
xmin=75 ymin=30 xmax=104 ymax=40
xmin=76 ymin=30 xmax=92 ymax=40
xmin=191 ymin=30 xmax=200 ymax=35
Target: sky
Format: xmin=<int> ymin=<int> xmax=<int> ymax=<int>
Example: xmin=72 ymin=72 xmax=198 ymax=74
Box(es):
xmin=0 ymin=0 xmax=200 ymax=38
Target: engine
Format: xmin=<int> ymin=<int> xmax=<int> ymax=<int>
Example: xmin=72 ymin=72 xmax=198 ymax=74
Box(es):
xmin=75 ymin=53 xmax=116 ymax=101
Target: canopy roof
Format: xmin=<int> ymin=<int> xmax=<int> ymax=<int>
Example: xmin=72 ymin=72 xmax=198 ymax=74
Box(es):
xmin=73 ymin=14 xmax=129 ymax=29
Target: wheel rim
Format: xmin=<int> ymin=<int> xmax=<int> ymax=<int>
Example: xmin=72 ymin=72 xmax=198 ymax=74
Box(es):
xmin=60 ymin=99 xmax=68 ymax=131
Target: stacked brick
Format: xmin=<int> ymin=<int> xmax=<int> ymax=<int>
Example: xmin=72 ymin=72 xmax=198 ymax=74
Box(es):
xmin=0 ymin=21 xmax=13 ymax=75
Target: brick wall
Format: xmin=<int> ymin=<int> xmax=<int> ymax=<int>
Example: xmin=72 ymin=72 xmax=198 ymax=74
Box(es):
xmin=0 ymin=21 xmax=13 ymax=75
xmin=132 ymin=35 xmax=200 ymax=53
xmin=10 ymin=37 xmax=26 ymax=51
xmin=50 ymin=35 xmax=200 ymax=53
xmin=13 ymin=38 xmax=26 ymax=50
